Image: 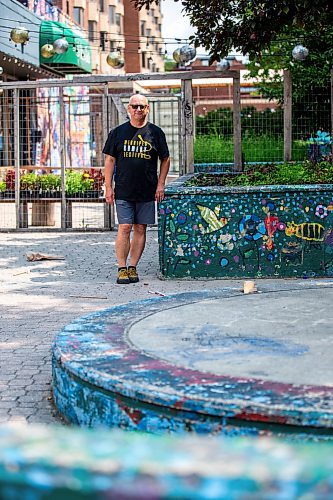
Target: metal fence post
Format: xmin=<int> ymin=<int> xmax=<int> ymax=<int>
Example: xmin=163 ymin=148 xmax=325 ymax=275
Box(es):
xmin=233 ymin=73 xmax=242 ymax=171
xmin=103 ymin=83 xmax=114 ymax=229
xmin=13 ymin=88 xmax=21 ymax=229
xmin=284 ymin=69 xmax=292 ymax=161
xmin=59 ymin=86 xmax=67 ymax=229
xmin=181 ymin=79 xmax=194 ymax=175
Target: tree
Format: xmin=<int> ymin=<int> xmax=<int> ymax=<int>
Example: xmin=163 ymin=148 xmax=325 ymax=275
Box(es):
xmin=246 ymin=26 xmax=333 ymax=136
xmin=131 ymin=0 xmax=332 ymax=60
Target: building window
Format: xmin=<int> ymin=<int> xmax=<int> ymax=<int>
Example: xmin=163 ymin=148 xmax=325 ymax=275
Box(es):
xmin=109 ymin=5 xmax=115 ymax=24
xmin=88 ymin=21 xmax=97 ymax=42
xmin=109 ymin=40 xmax=115 ymax=51
xmin=100 ymin=31 xmax=107 ymax=51
xmin=141 ymin=51 xmax=146 ymax=68
xmin=73 ymin=7 xmax=84 ymax=25
xmin=115 ymin=13 xmax=122 ymax=33
xmin=140 ymin=21 xmax=146 ymax=37
xmin=99 ymin=0 xmax=104 ymax=13
xmin=66 ymin=1 xmax=69 ymax=15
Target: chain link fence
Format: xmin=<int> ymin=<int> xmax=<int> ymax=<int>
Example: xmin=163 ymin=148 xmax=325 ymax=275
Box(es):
xmin=194 ymin=71 xmax=332 ymax=169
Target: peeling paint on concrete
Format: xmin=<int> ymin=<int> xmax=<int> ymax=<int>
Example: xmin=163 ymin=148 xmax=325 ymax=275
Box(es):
xmin=52 ymin=287 xmax=333 ymax=435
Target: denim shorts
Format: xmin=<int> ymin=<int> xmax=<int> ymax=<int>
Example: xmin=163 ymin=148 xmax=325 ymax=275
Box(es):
xmin=115 ymin=199 xmax=156 ymax=224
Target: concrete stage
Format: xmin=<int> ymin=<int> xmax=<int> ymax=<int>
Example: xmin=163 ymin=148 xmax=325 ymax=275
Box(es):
xmin=52 ymin=282 xmax=333 ymax=437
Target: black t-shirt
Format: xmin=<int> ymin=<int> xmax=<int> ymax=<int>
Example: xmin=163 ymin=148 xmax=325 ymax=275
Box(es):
xmin=103 ymin=121 xmax=169 ymax=202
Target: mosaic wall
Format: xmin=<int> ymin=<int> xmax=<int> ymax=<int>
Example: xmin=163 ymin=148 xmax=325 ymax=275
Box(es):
xmin=159 ymin=177 xmax=333 ymax=278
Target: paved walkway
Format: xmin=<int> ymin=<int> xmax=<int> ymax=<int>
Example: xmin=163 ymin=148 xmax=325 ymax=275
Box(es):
xmin=0 ymin=229 xmax=331 ymax=425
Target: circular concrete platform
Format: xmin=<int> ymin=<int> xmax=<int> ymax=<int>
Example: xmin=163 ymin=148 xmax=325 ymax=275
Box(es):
xmin=52 ymin=284 xmax=333 ymax=436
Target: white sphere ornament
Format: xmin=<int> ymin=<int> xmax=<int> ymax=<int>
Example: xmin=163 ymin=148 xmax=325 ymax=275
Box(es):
xmin=106 ymin=51 xmax=123 ymax=68
xmin=53 ymin=38 xmax=69 ymax=54
xmin=217 ymin=58 xmax=230 ymax=70
xmin=179 ymin=45 xmax=196 ymax=63
xmin=0 ymin=66 xmax=3 ymax=75
xmin=10 ymin=27 xmax=29 ymax=44
xmin=41 ymin=44 xmax=55 ymax=58
xmin=292 ymin=45 xmax=309 ymax=61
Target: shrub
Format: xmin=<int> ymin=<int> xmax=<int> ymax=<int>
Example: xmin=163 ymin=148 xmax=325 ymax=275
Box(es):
xmin=186 ymin=160 xmax=333 ymax=187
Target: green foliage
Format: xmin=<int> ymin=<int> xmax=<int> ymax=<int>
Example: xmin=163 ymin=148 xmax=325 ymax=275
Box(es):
xmin=194 ymin=135 xmax=306 ymax=163
xmin=20 ymin=173 xmax=38 ymax=190
xmin=164 ymin=59 xmax=177 ymax=72
xmin=20 ymin=173 xmax=61 ymax=191
xmin=131 ymin=0 xmax=333 ymax=59
xmin=38 ymin=174 xmax=61 ymax=191
xmin=186 ymin=160 xmax=333 ymax=187
xmin=0 ymin=180 xmax=5 ymax=192
xmin=65 ymin=170 xmax=94 ymax=194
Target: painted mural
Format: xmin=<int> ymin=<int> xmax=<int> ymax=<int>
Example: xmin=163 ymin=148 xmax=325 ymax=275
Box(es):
xmin=35 ymin=86 xmax=90 ymax=171
xmin=159 ymin=177 xmax=333 ymax=278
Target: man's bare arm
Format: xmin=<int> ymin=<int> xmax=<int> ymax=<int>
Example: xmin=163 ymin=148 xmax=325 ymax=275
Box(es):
xmin=155 ymin=157 xmax=170 ymax=202
xmin=104 ymin=155 xmax=116 ymax=204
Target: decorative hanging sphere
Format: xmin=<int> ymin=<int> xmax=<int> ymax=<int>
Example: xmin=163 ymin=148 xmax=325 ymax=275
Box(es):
xmin=53 ymin=38 xmax=69 ymax=54
xmin=41 ymin=44 xmax=55 ymax=58
xmin=106 ymin=51 xmax=123 ymax=68
xmin=172 ymin=48 xmax=181 ymax=63
xmin=179 ymin=45 xmax=196 ymax=63
xmin=216 ymin=58 xmax=230 ymax=71
xmin=114 ymin=57 xmax=124 ymax=69
xmin=292 ymin=45 xmax=309 ymax=61
xmin=0 ymin=66 xmax=3 ymax=75
xmin=10 ymin=27 xmax=29 ymax=44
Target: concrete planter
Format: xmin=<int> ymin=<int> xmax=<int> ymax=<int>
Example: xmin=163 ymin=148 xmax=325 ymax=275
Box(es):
xmin=158 ymin=174 xmax=333 ymax=279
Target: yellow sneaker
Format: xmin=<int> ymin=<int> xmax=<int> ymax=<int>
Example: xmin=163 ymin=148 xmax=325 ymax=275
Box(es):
xmin=116 ymin=267 xmax=130 ymax=284
xmin=127 ymin=266 xmax=139 ymax=283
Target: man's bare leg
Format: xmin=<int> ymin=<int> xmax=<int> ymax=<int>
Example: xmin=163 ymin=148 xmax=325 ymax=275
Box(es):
xmin=115 ymin=224 xmax=132 ymax=268
xmin=129 ymin=224 xmax=147 ymax=267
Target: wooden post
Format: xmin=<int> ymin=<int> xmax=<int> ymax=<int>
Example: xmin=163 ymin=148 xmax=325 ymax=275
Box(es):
xmin=233 ymin=73 xmax=242 ymax=172
xmin=31 ymin=202 xmax=55 ymax=226
xmin=284 ymin=70 xmax=292 ymax=161
xmin=181 ymin=79 xmax=194 ymax=175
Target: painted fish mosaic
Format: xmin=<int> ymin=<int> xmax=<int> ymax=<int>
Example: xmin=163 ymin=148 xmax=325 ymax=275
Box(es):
xmin=159 ymin=177 xmax=333 ymax=278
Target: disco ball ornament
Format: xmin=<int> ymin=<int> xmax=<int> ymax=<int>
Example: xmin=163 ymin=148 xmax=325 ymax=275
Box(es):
xmin=292 ymin=45 xmax=309 ymax=61
xmin=53 ymin=38 xmax=69 ymax=54
xmin=10 ymin=27 xmax=29 ymax=44
xmin=41 ymin=44 xmax=55 ymax=58
xmin=217 ymin=58 xmax=230 ymax=71
xmin=173 ymin=48 xmax=182 ymax=63
xmin=179 ymin=45 xmax=196 ymax=63
xmin=106 ymin=51 xmax=123 ymax=68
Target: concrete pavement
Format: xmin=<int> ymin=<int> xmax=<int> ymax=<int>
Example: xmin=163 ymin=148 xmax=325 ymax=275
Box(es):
xmin=0 ymin=228 xmax=332 ymax=426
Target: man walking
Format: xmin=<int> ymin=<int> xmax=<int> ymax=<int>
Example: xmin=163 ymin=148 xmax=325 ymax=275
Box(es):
xmin=103 ymin=94 xmax=170 ymax=284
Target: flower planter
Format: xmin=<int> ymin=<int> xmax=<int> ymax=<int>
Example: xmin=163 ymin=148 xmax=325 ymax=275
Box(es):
xmin=66 ymin=191 xmax=103 ymax=199
xmin=158 ymin=174 xmax=333 ymax=279
xmin=1 ymin=190 xmax=15 ymax=200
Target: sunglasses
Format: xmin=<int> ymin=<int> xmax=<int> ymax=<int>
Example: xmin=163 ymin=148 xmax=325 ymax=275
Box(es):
xmin=130 ymin=104 xmax=147 ymax=110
